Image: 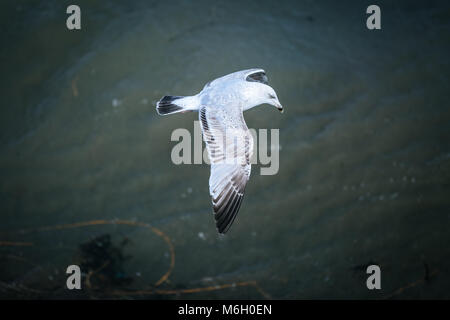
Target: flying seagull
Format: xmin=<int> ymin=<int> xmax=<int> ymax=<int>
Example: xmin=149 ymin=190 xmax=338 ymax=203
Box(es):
xmin=156 ymin=68 xmax=283 ymax=234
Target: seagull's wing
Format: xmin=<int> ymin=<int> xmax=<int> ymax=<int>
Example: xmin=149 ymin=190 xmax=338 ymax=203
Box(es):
xmin=245 ymin=69 xmax=268 ymax=85
xmin=199 ymin=105 xmax=253 ymax=234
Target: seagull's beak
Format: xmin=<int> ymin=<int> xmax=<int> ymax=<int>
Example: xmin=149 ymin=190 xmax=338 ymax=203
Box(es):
xmin=275 ymin=102 xmax=284 ymax=113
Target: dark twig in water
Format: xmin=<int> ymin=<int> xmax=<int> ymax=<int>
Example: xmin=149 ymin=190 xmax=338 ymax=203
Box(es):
xmin=383 ymin=263 xmax=438 ymax=300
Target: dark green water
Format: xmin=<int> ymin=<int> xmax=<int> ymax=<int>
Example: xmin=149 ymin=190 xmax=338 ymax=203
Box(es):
xmin=1 ymin=0 xmax=449 ymax=299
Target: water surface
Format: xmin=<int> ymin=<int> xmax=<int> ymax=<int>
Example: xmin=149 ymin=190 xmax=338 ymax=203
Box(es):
xmin=0 ymin=0 xmax=449 ymax=299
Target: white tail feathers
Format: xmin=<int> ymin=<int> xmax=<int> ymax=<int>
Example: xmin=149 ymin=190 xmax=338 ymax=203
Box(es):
xmin=156 ymin=95 xmax=199 ymax=116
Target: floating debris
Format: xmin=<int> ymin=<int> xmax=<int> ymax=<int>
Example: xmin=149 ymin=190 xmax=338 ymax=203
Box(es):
xmin=201 ymin=277 xmax=214 ymax=283
xmin=112 ymin=98 xmax=122 ymax=107
xmin=78 ymin=234 xmax=133 ymax=290
xmin=198 ymin=232 xmax=206 ymax=240
xmin=350 ymin=260 xmax=379 ymax=275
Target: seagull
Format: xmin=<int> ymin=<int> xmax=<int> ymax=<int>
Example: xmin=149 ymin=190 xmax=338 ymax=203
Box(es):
xmin=156 ymin=68 xmax=283 ymax=234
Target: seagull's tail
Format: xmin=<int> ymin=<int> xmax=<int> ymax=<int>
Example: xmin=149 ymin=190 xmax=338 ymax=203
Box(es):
xmin=156 ymin=96 xmax=184 ymax=115
xmin=156 ymin=95 xmax=196 ymax=116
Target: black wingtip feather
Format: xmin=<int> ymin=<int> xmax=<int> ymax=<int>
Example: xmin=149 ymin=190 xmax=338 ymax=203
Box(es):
xmin=218 ymin=195 xmax=243 ymax=234
xmin=215 ymin=193 xmax=244 ymax=234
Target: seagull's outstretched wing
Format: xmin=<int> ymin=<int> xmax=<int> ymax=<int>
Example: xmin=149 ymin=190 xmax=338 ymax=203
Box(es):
xmin=199 ymin=106 xmax=253 ymax=234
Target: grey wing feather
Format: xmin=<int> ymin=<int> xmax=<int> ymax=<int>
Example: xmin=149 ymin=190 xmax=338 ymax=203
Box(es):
xmin=199 ymin=106 xmax=253 ymax=233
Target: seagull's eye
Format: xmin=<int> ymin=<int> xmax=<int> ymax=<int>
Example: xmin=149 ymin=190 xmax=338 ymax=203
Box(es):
xmin=268 ymin=93 xmax=276 ymax=99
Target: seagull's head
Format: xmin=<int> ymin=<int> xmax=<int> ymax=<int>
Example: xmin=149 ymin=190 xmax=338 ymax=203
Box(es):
xmin=242 ymin=69 xmax=283 ymax=113
xmin=244 ymin=83 xmax=283 ymax=113
xmin=262 ymin=85 xmax=284 ymax=113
